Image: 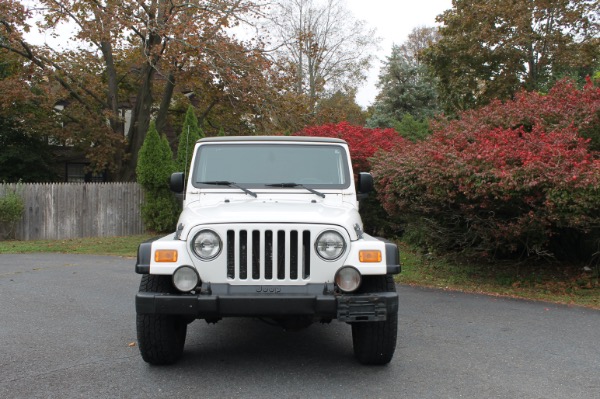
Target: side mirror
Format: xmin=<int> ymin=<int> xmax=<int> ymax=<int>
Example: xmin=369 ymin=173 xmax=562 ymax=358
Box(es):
xmin=357 ymin=172 xmax=374 ymax=194
xmin=170 ymin=172 xmax=185 ymax=193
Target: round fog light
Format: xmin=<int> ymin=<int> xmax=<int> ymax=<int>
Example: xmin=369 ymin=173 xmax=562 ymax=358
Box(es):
xmin=335 ymin=266 xmax=361 ymax=293
xmin=173 ymin=266 xmax=200 ymax=292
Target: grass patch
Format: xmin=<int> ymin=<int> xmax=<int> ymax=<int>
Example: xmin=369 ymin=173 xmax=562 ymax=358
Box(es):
xmin=0 ymin=235 xmax=154 ymax=257
xmin=396 ymin=242 xmax=600 ymax=309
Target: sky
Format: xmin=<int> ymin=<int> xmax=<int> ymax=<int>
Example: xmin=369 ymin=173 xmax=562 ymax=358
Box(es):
xmin=345 ymin=0 xmax=453 ymax=107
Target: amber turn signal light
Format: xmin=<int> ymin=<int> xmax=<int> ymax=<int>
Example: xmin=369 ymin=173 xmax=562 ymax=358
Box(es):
xmin=155 ymin=250 xmax=178 ymax=263
xmin=359 ymin=250 xmax=382 ymax=263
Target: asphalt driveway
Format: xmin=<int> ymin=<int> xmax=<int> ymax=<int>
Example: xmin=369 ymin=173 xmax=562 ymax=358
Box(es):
xmin=0 ymin=254 xmax=598 ymax=398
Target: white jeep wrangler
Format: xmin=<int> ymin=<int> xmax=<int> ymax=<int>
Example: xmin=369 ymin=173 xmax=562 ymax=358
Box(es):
xmin=135 ymin=136 xmax=400 ymax=365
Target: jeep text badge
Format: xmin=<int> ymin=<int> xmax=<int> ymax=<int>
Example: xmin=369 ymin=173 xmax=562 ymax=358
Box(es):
xmin=256 ymin=286 xmax=282 ymax=293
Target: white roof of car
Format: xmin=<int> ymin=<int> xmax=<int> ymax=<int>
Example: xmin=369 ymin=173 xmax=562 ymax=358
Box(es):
xmin=198 ymin=136 xmax=347 ymax=144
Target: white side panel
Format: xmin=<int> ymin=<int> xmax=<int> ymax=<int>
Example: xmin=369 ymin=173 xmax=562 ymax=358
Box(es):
xmin=149 ymin=235 xmax=195 ymax=275
xmin=343 ymin=235 xmax=387 ymax=275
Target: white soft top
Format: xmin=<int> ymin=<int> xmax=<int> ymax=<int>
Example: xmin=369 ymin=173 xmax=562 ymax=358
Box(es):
xmin=197 ymin=136 xmax=347 ymax=144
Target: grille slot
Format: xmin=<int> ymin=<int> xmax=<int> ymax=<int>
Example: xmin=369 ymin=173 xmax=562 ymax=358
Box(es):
xmin=290 ymin=231 xmax=298 ymax=279
xmin=265 ymin=230 xmax=273 ymax=280
xmin=227 ymin=229 xmax=311 ymax=282
xmin=239 ymin=230 xmax=247 ymax=279
xmin=303 ymin=230 xmax=311 ymax=278
xmin=252 ymin=230 xmax=260 ymax=279
xmin=226 ymin=230 xmax=235 ymax=279
xmin=277 ymin=230 xmax=285 ymax=279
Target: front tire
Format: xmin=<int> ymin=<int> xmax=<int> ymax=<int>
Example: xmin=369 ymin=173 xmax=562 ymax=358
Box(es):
xmin=351 ymin=275 xmax=398 ymax=365
xmin=136 ymin=275 xmax=187 ymax=365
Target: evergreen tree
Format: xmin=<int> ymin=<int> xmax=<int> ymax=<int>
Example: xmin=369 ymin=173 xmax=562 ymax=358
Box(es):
xmin=137 ymin=121 xmax=173 ymax=189
xmin=136 ymin=121 xmax=179 ymax=233
xmin=368 ymin=44 xmax=439 ymax=127
xmin=176 ymin=106 xmax=203 ymax=173
xmin=161 ymin=134 xmax=174 ymax=167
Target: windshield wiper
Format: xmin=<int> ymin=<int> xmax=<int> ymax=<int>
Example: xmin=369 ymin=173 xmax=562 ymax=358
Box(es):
xmin=198 ymin=181 xmax=257 ymax=198
xmin=265 ymin=183 xmax=325 ymax=198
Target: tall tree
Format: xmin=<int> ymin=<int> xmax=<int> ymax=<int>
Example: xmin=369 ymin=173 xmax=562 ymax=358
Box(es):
xmin=176 ymin=106 xmax=202 ymax=173
xmin=368 ymin=27 xmax=440 ymax=128
xmin=269 ymin=0 xmax=380 ymax=113
xmin=0 ymin=0 xmax=274 ymax=180
xmin=423 ymin=0 xmax=600 ymax=113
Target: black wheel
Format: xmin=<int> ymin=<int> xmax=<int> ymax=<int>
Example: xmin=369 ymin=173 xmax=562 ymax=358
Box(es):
xmin=351 ymin=275 xmax=398 ymax=365
xmin=136 ymin=275 xmax=187 ymax=365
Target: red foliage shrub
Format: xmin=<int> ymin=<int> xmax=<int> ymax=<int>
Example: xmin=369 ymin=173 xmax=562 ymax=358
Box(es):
xmin=431 ymin=78 xmax=600 ymax=150
xmin=372 ymin=80 xmax=600 ymax=259
xmin=295 ymin=121 xmax=406 ymax=172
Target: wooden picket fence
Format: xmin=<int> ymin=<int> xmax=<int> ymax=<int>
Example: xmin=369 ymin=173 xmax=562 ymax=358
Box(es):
xmin=0 ymin=183 xmax=145 ymax=240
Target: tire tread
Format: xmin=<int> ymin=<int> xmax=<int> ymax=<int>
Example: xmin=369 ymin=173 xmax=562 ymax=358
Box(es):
xmin=136 ymin=275 xmax=187 ymax=365
xmin=351 ymin=275 xmax=398 ymax=365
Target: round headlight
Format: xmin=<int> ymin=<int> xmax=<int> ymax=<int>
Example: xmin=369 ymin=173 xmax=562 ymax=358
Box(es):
xmin=173 ymin=266 xmax=200 ymax=292
xmin=191 ymin=229 xmax=222 ymax=260
xmin=315 ymin=230 xmax=346 ymax=260
xmin=335 ymin=266 xmax=361 ymax=293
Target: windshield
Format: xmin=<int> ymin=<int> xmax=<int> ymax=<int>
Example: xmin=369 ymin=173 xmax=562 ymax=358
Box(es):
xmin=192 ymin=143 xmax=350 ymax=189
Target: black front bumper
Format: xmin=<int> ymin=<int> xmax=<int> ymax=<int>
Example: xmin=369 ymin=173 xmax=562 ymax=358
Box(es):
xmin=136 ymin=284 xmax=398 ymax=322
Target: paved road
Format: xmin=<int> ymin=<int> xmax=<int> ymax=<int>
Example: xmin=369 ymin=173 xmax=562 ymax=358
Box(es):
xmin=0 ymin=254 xmax=598 ymax=399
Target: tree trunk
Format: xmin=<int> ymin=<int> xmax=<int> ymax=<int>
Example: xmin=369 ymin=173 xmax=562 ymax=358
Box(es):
xmin=100 ymin=40 xmax=126 ymax=177
xmin=119 ymin=62 xmax=156 ymax=181
xmin=155 ymin=73 xmax=176 ymax=134
xmin=118 ymin=0 xmax=166 ymax=181
xmin=100 ymin=41 xmax=122 ymax=135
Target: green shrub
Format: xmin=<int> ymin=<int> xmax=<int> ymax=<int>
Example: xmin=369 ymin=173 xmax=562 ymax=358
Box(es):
xmin=0 ymin=189 xmax=25 ymax=239
xmin=141 ymin=189 xmax=180 ymax=233
xmin=136 ymin=121 xmax=175 ymax=191
xmin=136 ymin=121 xmax=179 ymax=233
xmin=393 ymin=114 xmax=432 ymax=142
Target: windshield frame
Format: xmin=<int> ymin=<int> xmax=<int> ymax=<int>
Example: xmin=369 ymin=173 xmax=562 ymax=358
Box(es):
xmin=191 ymin=143 xmax=352 ymax=190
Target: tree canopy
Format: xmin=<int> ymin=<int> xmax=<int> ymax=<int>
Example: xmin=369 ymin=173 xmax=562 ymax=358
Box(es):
xmin=0 ymin=0 xmax=277 ymax=179
xmin=0 ymin=45 xmax=58 ymax=181
xmin=424 ymin=0 xmax=600 ymax=113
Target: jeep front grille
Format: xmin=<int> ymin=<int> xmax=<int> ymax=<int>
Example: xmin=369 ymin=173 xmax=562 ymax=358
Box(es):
xmin=226 ymin=229 xmax=311 ymax=281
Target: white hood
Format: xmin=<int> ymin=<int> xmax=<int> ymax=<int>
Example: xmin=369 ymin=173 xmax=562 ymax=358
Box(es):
xmin=178 ymin=198 xmax=362 ymax=240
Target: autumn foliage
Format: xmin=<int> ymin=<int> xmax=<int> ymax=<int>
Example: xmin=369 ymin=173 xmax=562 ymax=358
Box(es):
xmin=372 ymin=80 xmax=600 ymax=260
xmin=295 ymin=122 xmax=406 ymax=173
